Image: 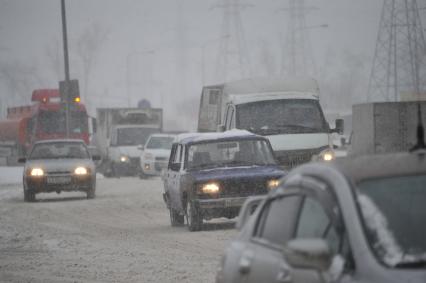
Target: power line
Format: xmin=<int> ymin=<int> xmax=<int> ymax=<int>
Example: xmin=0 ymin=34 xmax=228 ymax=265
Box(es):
xmin=368 ymin=0 xmax=426 ymax=101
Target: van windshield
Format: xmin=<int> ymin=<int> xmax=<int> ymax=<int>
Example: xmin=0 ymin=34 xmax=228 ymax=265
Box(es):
xmin=236 ymin=99 xmax=328 ymax=135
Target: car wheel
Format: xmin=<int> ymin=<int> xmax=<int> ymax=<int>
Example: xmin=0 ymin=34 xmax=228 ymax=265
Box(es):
xmin=24 ymin=187 xmax=35 ymax=202
xmin=186 ymin=199 xmax=202 ymax=232
xmin=169 ymin=208 xmax=184 ymax=226
xmin=86 ymin=185 xmax=96 ymax=199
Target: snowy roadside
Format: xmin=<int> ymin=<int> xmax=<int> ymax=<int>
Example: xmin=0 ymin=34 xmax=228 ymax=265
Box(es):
xmin=0 ymin=166 xmax=23 ymax=186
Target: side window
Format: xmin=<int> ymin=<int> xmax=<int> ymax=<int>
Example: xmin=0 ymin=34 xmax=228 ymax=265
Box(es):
xmin=254 ymin=195 xmax=301 ymax=247
xmin=168 ymin=144 xmax=182 ymax=171
xmin=173 ymin=145 xmax=182 ymax=164
xmin=295 ymin=197 xmax=340 ymax=253
xmin=209 ymin=90 xmax=219 ymax=105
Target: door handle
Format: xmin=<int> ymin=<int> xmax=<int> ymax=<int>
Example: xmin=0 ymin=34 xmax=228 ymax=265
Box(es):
xmin=238 ymin=250 xmax=254 ymax=275
xmin=276 ymin=267 xmax=292 ymax=283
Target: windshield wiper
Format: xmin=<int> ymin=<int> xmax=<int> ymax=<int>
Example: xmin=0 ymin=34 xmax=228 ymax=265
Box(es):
xmin=395 ymin=259 xmax=426 ymax=268
xmin=275 ymin=124 xmax=318 ymax=131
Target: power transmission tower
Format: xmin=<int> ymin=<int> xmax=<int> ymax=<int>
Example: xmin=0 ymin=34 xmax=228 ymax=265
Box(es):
xmin=368 ymin=0 xmax=426 ymax=102
xmin=215 ymin=0 xmax=252 ymax=83
xmin=281 ymin=0 xmax=318 ymax=77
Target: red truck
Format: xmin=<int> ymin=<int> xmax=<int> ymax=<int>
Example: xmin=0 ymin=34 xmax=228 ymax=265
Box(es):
xmin=0 ymin=89 xmax=90 ymax=165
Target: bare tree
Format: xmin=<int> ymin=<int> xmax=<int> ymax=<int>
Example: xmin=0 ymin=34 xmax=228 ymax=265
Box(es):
xmin=75 ymin=22 xmax=109 ymax=112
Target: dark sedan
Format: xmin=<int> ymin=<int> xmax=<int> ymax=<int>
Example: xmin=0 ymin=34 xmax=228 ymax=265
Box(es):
xmin=20 ymin=139 xmax=99 ymax=202
xmin=162 ymin=130 xmax=286 ymax=231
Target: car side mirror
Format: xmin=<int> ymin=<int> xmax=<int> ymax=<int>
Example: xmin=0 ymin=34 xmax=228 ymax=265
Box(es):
xmin=137 ymin=144 xmax=144 ymax=151
xmin=217 ymin=124 xmax=225 ymax=132
xmin=236 ymin=195 xmax=265 ymax=231
xmin=284 ymin=238 xmax=332 ymax=272
xmin=170 ymin=162 xmax=181 ymax=171
xmin=18 ymin=157 xmax=27 ymax=163
xmin=332 ymin=119 xmax=344 ymax=135
xmin=92 ymin=155 xmax=101 ymax=161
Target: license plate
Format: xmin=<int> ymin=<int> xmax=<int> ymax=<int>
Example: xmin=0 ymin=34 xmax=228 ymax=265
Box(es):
xmin=47 ymin=176 xmax=71 ymax=184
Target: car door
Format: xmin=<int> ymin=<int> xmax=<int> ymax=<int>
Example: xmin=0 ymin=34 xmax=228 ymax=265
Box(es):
xmin=168 ymin=143 xmax=184 ymax=212
xmin=241 ymin=194 xmax=303 ymax=283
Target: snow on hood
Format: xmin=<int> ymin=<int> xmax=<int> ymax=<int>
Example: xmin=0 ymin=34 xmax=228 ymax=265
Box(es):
xmin=25 ymin=158 xmax=94 ymax=172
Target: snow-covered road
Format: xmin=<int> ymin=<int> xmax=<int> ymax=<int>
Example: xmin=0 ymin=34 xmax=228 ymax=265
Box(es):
xmin=0 ymin=168 xmax=236 ymax=282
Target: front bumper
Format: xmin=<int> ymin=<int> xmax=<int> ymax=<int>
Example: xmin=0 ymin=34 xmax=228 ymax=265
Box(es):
xmin=113 ymin=158 xmax=141 ymax=176
xmin=196 ymin=196 xmax=248 ymax=210
xmin=25 ymin=174 xmax=93 ymax=193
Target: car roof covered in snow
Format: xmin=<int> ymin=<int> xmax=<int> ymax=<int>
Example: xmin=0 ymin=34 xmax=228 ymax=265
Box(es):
xmin=208 ymin=77 xmax=320 ymax=95
xmin=330 ymin=151 xmax=426 ymax=184
xmin=176 ymin=129 xmax=266 ymax=145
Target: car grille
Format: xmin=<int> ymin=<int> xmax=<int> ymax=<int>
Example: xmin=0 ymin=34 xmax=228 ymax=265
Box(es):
xmin=213 ymin=178 xmax=269 ymax=198
xmin=275 ymin=146 xmax=328 ymax=168
xmin=46 ymin=171 xmax=71 ymax=175
xmin=155 ymin=157 xmax=168 ymax=161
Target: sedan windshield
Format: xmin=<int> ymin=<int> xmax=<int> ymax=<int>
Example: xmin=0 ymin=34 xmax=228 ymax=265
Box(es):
xmin=187 ymin=139 xmax=276 ymax=170
xmin=30 ymin=142 xmax=89 ymax=160
xmin=146 ymin=136 xmax=174 ymax=150
xmin=236 ymin=99 xmax=328 ymax=135
xmin=117 ymin=127 xmax=159 ymax=146
xmin=357 ymin=175 xmax=426 ymax=267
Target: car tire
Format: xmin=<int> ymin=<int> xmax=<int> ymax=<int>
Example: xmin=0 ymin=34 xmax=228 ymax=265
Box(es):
xmin=170 ymin=208 xmax=184 ymax=226
xmin=24 ymin=187 xmax=35 ymax=202
xmin=86 ymin=184 xmax=96 ymax=199
xmin=186 ymin=199 xmax=202 ymax=232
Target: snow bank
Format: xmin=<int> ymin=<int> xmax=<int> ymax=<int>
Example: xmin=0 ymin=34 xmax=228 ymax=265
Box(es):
xmin=0 ymin=166 xmax=23 ymax=186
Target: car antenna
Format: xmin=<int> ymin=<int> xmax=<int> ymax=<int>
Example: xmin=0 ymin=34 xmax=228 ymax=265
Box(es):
xmin=409 ymin=103 xmax=426 ymax=152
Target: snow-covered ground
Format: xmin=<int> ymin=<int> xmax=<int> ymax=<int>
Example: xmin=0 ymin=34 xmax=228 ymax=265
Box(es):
xmin=0 ymin=172 xmax=236 ymax=282
xmin=0 ymin=166 xmax=23 ymax=185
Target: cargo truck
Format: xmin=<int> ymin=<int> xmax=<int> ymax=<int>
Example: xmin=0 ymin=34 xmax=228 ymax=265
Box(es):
xmin=0 ymin=89 xmax=91 ymax=165
xmin=351 ymin=101 xmax=426 ymax=156
xmin=197 ymin=77 xmax=343 ymax=168
xmin=95 ymin=107 xmax=163 ymax=177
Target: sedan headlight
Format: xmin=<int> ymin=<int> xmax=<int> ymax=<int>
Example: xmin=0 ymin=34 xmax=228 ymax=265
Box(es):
xmin=201 ymin=183 xmax=220 ymax=194
xmin=267 ymin=179 xmax=280 ymax=190
xmin=322 ymin=151 xmax=335 ymax=161
xmin=120 ymin=156 xmax=129 ymax=163
xmin=30 ymin=168 xmax=44 ymax=176
xmin=74 ymin=167 xmax=88 ymax=175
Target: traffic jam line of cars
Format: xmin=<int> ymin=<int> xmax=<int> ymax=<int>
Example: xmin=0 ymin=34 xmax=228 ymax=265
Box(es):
xmin=16 ymin=128 xmax=426 ymax=282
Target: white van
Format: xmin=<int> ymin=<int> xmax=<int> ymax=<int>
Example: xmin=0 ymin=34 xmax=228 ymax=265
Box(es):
xmin=197 ymin=77 xmax=343 ymax=168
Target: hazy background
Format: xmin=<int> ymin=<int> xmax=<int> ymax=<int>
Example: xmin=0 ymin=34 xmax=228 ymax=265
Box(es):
xmin=0 ymin=0 xmax=425 ymax=130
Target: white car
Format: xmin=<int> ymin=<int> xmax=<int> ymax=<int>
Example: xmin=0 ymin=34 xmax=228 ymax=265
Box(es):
xmin=139 ymin=134 xmax=176 ymax=178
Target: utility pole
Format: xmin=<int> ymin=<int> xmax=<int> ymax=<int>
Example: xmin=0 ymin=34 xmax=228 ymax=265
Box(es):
xmin=214 ymin=0 xmax=252 ymax=83
xmin=60 ymin=0 xmax=71 ymax=138
xmin=368 ymin=0 xmax=426 ymax=102
xmin=280 ymin=0 xmax=322 ymax=77
xmin=176 ymin=0 xmax=187 ymax=104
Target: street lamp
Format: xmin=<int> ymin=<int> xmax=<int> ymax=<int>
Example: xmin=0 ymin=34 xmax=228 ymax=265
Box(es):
xmin=126 ymin=50 xmax=155 ymax=107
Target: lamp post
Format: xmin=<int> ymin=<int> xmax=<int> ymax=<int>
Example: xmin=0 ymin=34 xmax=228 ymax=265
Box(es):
xmin=126 ymin=50 xmax=155 ymax=107
xmin=60 ymin=0 xmax=71 ymax=138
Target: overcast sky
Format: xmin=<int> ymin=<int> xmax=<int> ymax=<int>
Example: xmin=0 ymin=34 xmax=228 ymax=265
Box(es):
xmin=0 ymin=0 xmax=424 ymax=129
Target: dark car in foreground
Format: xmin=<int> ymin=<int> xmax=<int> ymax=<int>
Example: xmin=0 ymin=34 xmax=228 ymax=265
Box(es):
xmin=162 ymin=130 xmax=286 ymax=231
xmin=20 ymin=139 xmax=99 ymax=202
xmin=216 ymin=151 xmax=426 ymax=283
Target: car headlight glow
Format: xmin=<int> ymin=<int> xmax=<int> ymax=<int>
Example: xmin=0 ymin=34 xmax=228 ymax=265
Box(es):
xmin=201 ymin=183 xmax=220 ymax=194
xmin=30 ymin=168 xmax=44 ymax=176
xmin=74 ymin=167 xmax=88 ymax=175
xmin=323 ymin=151 xmax=334 ymax=161
xmin=120 ymin=156 xmax=129 ymax=162
xmin=267 ymin=179 xmax=280 ymax=190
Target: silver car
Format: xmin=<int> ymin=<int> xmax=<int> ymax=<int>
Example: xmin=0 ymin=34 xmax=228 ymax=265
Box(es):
xmin=216 ymin=151 xmax=426 ymax=283
xmin=20 ymin=139 xmax=99 ymax=202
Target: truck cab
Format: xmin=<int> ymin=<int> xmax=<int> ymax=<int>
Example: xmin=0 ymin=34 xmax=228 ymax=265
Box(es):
xmin=198 ymin=77 xmax=343 ymax=169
